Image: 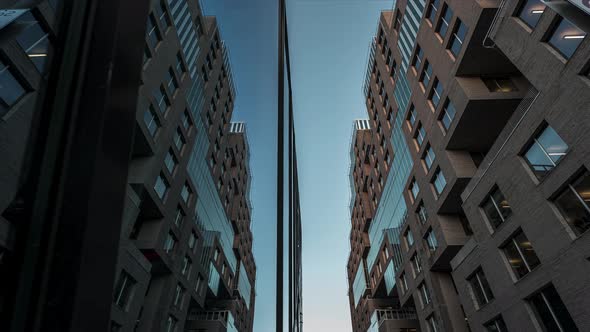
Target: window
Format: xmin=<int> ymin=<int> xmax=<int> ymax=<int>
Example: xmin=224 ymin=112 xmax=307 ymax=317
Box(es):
xmin=165 ymin=315 xmax=177 ymax=332
xmin=501 ymin=230 xmax=540 ymax=279
xmin=164 ymin=149 xmax=177 ymax=174
xmin=15 ymin=12 xmax=51 ymax=73
xmin=400 ymin=272 xmax=408 ymax=293
xmin=547 ymin=17 xmax=586 ymax=59
xmin=417 ymin=202 xmax=428 ymax=224
xmin=429 ymin=78 xmax=443 ymax=108
xmin=182 ymin=110 xmax=192 ymax=130
xmin=440 ymin=98 xmax=456 ymax=131
xmin=411 ymin=254 xmax=422 ymax=276
xmin=483 ymin=77 xmax=517 ymax=92
xmin=113 ymin=270 xmax=136 ymax=311
xmin=436 ymin=4 xmax=453 ymax=38
xmin=415 ymin=123 xmax=426 ymax=148
xmin=110 ymin=321 xmax=122 ymax=332
xmin=554 ymin=171 xmax=590 ymax=236
xmin=188 ymin=231 xmax=198 ymax=251
xmin=484 ymin=316 xmax=508 ymax=332
xmin=164 ymin=232 xmax=177 ymax=253
xmin=166 ymin=68 xmax=178 ymax=95
xmin=143 ymin=105 xmax=160 ymax=137
xmin=426 ymin=0 xmax=440 ymax=23
xmin=181 ymin=182 xmax=192 ymax=204
xmin=467 ymin=268 xmax=494 ymax=307
xmin=201 ymin=65 xmax=208 ymax=82
xmin=154 ymin=85 xmax=170 ymax=113
xmin=420 ymin=60 xmax=432 ymax=88
xmin=528 ymin=285 xmax=578 ymax=332
xmin=0 ymin=60 xmax=27 ymax=117
xmin=516 ymin=0 xmax=546 ymax=28
xmin=176 ymin=52 xmax=186 ymax=74
xmin=393 ymin=10 xmax=402 ymax=30
xmin=423 ymin=145 xmax=436 ymax=170
xmin=426 ymin=315 xmax=439 ymax=332
xmin=404 ymin=228 xmax=414 ymax=249
xmin=425 ymin=229 xmax=438 ymax=254
xmin=174 ymin=206 xmax=184 ymax=227
xmin=410 ymin=179 xmax=420 ymax=200
xmin=174 ymin=128 xmax=185 ymax=152
xmin=482 ymin=187 xmax=512 ymax=230
xmin=432 ymin=168 xmax=447 ymax=196
xmin=412 ymin=45 xmax=424 ymax=70
xmin=418 ymin=282 xmax=431 ymax=308
xmin=147 ymin=14 xmax=162 ymax=49
xmin=154 ymin=173 xmax=169 ymax=199
xmin=181 ymin=256 xmax=192 ymax=277
xmin=449 ymin=19 xmax=467 ymax=57
xmin=407 ymin=105 xmax=417 ymax=129
xmin=523 ymin=125 xmax=568 ymax=179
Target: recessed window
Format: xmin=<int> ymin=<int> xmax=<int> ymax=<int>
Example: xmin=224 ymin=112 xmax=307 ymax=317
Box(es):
xmin=188 ymin=231 xmax=198 ymax=251
xmin=404 ymin=228 xmax=414 ymax=249
xmin=440 ymin=98 xmax=456 ymax=131
xmin=426 ymin=315 xmax=439 ymax=332
xmin=113 ymin=270 xmax=136 ymax=311
xmin=166 ymin=68 xmax=178 ymax=95
xmin=173 ymin=283 xmax=184 ymax=309
xmin=412 ymin=45 xmax=424 ymax=70
xmin=449 ymin=19 xmax=467 ymax=57
xmin=484 ymin=315 xmax=508 ymax=332
xmin=410 ymin=253 xmax=422 ymax=277
xmin=516 ymin=0 xmax=546 ymax=28
xmin=174 ymin=205 xmax=184 ymax=227
xmin=432 ymin=168 xmax=447 ymax=196
xmin=417 ymin=202 xmax=429 ymax=224
xmin=523 ymin=125 xmax=568 ymax=179
xmin=154 ymin=172 xmax=169 ymax=199
xmin=153 ymin=85 xmax=169 ymax=113
xmin=393 ymin=10 xmax=402 ymax=31
xmin=400 ymin=272 xmax=408 ymax=293
xmin=426 ymin=0 xmax=440 ymax=23
xmin=182 ymin=110 xmax=192 ymax=130
xmin=436 ymin=4 xmax=453 ymax=38
xmin=418 ymin=282 xmax=432 ymax=308
xmin=423 ymin=144 xmax=436 ymax=170
xmin=174 ymin=128 xmax=186 ymax=152
xmin=554 ymin=170 xmax=590 ymax=236
xmin=15 ymin=12 xmax=51 ymax=73
xmin=410 ymin=178 xmax=420 ymax=200
xmin=481 ymin=187 xmax=512 ymax=230
xmin=420 ymin=60 xmax=433 ymax=88
xmin=176 ymin=52 xmax=186 ymax=74
xmin=143 ymin=105 xmax=160 ymax=137
xmin=429 ymin=78 xmax=443 ymax=108
xmin=0 ymin=60 xmax=27 ymax=117
xmin=165 ymin=315 xmax=177 ymax=332
xmin=181 ymin=256 xmax=192 ymax=277
xmin=164 ymin=149 xmax=177 ymax=174
xmin=467 ymin=268 xmax=494 ymax=308
xmin=407 ymin=104 xmax=417 ymax=129
xmin=201 ymin=65 xmax=208 ymax=82
xmin=415 ymin=123 xmax=426 ymax=148
xmin=501 ymin=230 xmax=540 ymax=279
xmin=164 ymin=231 xmax=177 ymax=253
xmin=146 ymin=14 xmax=162 ymax=49
xmin=425 ymin=229 xmax=438 ymax=254
xmin=181 ymin=182 xmax=192 ymax=204
xmin=527 ymin=284 xmax=578 ymax=332
xmin=547 ymin=17 xmax=586 ymax=59
xmin=483 ymin=77 xmax=517 ymax=92
xmin=155 ymin=1 xmax=171 ymax=29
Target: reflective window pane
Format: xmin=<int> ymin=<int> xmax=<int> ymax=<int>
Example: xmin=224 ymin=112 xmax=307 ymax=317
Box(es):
xmin=554 ymin=171 xmax=590 ymax=236
xmin=548 ymin=17 xmax=586 ymax=59
xmin=517 ymin=0 xmax=546 ymax=28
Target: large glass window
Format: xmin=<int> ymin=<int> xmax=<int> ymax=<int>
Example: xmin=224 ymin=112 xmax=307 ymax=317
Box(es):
xmin=484 ymin=316 xmax=508 ymax=332
xmin=527 ymin=285 xmax=578 ymax=332
xmin=154 ymin=172 xmax=169 ymax=199
xmin=0 ymin=60 xmax=27 ymax=117
xmin=517 ymin=0 xmax=546 ymax=28
xmin=440 ymin=98 xmax=456 ymax=131
xmin=432 ymin=168 xmax=447 ymax=196
xmin=449 ymin=19 xmax=467 ymax=57
xmin=554 ymin=171 xmax=590 ymax=236
xmin=15 ymin=12 xmax=51 ymax=73
xmin=547 ymin=17 xmax=586 ymax=59
xmin=523 ymin=125 xmax=568 ymax=179
xmin=113 ymin=270 xmax=136 ymax=311
xmin=481 ymin=187 xmax=512 ymax=230
xmin=467 ymin=268 xmax=494 ymax=308
xmin=436 ymin=4 xmax=453 ymax=38
xmin=426 ymin=0 xmax=440 ymax=23
xmin=501 ymin=230 xmax=541 ymax=279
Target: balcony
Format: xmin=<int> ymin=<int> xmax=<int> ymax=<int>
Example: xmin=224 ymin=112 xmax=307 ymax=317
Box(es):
xmin=186 ymin=310 xmax=238 ymax=332
xmin=367 ymin=309 xmax=419 ymax=332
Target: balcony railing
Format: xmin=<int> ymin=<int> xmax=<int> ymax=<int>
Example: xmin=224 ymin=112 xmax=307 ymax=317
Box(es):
xmin=368 ymin=309 xmax=418 ymax=332
xmin=483 ymin=0 xmax=508 ymax=48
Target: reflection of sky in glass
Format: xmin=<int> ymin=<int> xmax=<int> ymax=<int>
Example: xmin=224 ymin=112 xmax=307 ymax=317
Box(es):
xmin=537 ymin=126 xmax=568 ymax=163
xmin=525 ymin=142 xmax=553 ymax=172
xmin=548 ymin=18 xmax=586 ymax=59
xmin=518 ymin=0 xmax=545 ymax=28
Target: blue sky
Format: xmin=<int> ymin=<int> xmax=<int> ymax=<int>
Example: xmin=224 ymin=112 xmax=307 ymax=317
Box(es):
xmin=203 ymin=0 xmax=391 ymax=331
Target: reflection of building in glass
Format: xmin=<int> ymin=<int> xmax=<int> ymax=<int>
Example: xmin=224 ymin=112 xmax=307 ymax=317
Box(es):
xmin=347 ymin=1 xmax=590 ymax=331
